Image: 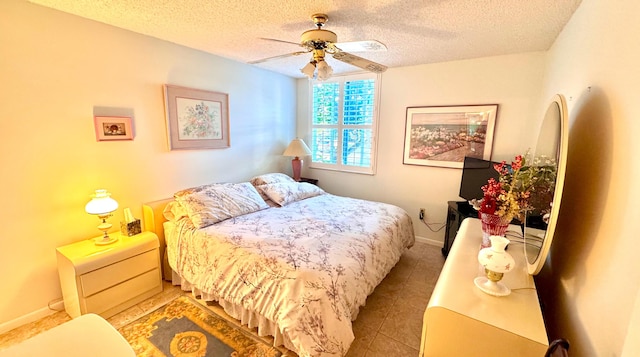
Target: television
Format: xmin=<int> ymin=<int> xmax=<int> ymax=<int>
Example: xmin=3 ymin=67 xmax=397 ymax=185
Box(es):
xmin=459 ymin=157 xmax=500 ymax=201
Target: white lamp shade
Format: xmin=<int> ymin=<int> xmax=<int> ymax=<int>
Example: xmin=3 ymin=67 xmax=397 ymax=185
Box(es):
xmin=316 ymin=60 xmax=333 ymax=81
xmin=283 ymin=138 xmax=312 ymax=157
xmin=85 ymin=189 xmax=118 ymax=215
xmin=301 ymin=62 xmax=316 ymax=79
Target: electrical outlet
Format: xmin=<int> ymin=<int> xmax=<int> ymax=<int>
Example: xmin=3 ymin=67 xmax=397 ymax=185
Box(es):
xmin=419 ymin=208 xmax=425 ymax=220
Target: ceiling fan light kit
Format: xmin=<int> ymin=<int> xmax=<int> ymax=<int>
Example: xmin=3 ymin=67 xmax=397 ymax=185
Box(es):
xmin=254 ymin=13 xmax=387 ymax=80
xmin=299 ymin=59 xmax=333 ymax=81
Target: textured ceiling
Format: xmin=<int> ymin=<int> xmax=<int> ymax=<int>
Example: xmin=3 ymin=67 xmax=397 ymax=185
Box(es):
xmin=28 ymin=0 xmax=583 ymax=78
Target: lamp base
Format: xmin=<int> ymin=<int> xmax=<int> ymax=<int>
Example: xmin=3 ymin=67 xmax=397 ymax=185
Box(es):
xmin=94 ymin=233 xmax=118 ymax=246
xmin=474 ymin=276 xmax=511 ymax=296
xmin=291 ymin=157 xmax=303 ymax=182
xmin=93 ymin=229 xmax=118 ymax=245
xmin=94 ymin=220 xmax=118 ymax=245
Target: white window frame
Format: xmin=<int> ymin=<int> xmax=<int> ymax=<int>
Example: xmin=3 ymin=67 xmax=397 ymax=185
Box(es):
xmin=308 ymin=72 xmax=381 ymax=175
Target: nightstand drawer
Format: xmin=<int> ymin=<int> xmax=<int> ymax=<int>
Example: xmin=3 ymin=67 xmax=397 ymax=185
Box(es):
xmin=83 ymin=269 xmax=160 ymax=314
xmin=80 ymin=250 xmax=158 ymax=297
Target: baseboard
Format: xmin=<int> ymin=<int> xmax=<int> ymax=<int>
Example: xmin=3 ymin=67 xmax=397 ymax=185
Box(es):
xmin=415 ymin=235 xmax=443 ymax=247
xmin=0 ymin=300 xmax=64 ymax=335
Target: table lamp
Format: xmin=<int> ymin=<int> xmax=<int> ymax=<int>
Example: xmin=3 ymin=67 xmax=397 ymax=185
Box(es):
xmin=283 ymin=138 xmax=312 ymax=181
xmin=474 ymin=235 xmax=515 ymax=296
xmin=85 ymin=189 xmax=119 ymax=245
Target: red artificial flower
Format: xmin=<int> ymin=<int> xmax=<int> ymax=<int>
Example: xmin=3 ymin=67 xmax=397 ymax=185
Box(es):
xmin=511 ymin=155 xmax=523 ymax=171
xmin=479 ymin=194 xmax=497 ymax=215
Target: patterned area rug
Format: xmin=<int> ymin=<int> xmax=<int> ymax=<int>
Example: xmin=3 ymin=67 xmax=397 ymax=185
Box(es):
xmin=118 ymin=296 xmax=282 ymax=357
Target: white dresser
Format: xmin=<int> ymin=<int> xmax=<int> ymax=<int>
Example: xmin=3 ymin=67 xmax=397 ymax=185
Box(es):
xmin=56 ymin=231 xmax=163 ymax=318
xmin=419 ymin=218 xmax=548 ymax=356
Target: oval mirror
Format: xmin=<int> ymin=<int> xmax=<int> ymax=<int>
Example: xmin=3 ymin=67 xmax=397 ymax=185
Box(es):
xmin=524 ymin=94 xmax=569 ymax=275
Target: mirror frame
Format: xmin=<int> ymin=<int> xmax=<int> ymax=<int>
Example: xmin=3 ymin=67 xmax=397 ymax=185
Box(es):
xmin=525 ymin=94 xmax=569 ymax=275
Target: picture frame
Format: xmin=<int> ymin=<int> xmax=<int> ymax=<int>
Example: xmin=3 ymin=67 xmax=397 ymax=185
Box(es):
xmin=403 ymin=104 xmax=498 ymax=168
xmin=163 ymin=85 xmax=230 ymax=150
xmin=94 ymin=116 xmax=134 ymax=141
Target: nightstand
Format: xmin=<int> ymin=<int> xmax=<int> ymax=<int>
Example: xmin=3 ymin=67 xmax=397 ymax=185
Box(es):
xmin=56 ymin=231 xmax=163 ymax=318
xmin=299 ymin=177 xmax=319 ymax=185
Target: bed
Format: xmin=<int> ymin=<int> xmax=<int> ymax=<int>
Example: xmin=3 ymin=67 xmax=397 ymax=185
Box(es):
xmin=142 ymin=173 xmax=415 ymax=357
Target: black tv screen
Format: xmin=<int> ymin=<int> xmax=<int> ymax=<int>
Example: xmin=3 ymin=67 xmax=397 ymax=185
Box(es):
xmin=459 ymin=157 xmax=500 ymax=201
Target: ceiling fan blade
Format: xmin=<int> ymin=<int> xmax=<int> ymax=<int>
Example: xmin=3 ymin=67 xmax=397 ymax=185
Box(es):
xmin=332 ymin=52 xmax=387 ymax=73
xmin=249 ymin=50 xmax=310 ymax=64
xmin=259 ymin=37 xmax=302 ymax=46
xmin=334 ymin=40 xmax=387 ymax=52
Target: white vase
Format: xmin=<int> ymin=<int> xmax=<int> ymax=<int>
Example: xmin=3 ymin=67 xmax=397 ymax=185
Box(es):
xmin=474 ymin=235 xmax=515 ymax=296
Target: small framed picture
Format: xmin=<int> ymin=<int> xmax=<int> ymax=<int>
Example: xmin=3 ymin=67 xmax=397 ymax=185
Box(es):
xmin=403 ymin=104 xmax=498 ymax=168
xmin=94 ymin=116 xmax=134 ymax=141
xmin=163 ymin=84 xmax=230 ymax=150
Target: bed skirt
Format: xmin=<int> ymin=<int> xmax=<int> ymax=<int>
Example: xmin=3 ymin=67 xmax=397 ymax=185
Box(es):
xmin=169 ymin=270 xmax=298 ymax=354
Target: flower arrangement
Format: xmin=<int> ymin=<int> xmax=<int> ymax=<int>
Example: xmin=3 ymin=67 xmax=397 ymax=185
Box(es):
xmin=520 ymin=155 xmax=558 ymax=220
xmin=471 ymin=153 xmax=557 ymax=222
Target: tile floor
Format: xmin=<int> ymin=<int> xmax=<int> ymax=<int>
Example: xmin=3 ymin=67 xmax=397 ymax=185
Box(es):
xmin=0 ymin=241 xmax=445 ymax=357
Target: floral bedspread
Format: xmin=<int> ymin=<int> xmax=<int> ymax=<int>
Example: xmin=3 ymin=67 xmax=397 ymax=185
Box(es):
xmin=165 ymin=193 xmax=415 ymax=357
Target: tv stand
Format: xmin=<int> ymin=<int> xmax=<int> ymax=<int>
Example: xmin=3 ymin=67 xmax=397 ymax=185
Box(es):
xmin=442 ymin=201 xmax=478 ymax=257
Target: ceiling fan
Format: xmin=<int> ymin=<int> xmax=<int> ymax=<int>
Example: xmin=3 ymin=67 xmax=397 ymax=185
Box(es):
xmin=249 ymin=13 xmax=388 ymax=80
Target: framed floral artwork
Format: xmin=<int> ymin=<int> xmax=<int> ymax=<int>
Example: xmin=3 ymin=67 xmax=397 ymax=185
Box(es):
xmin=403 ymin=104 xmax=498 ymax=168
xmin=94 ymin=115 xmax=134 ymax=141
xmin=163 ymin=85 xmax=230 ymax=150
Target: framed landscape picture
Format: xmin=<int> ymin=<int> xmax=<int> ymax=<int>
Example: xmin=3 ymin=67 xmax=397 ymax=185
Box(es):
xmin=163 ymin=85 xmax=230 ymax=150
xmin=403 ymin=104 xmax=498 ymax=168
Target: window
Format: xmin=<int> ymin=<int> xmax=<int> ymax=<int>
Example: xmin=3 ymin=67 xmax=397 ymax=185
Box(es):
xmin=309 ymin=73 xmax=380 ymax=174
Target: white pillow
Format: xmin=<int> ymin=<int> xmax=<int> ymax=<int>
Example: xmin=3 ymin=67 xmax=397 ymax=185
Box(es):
xmin=258 ymin=182 xmax=325 ymax=206
xmin=175 ymin=182 xmax=269 ymax=228
xmin=162 ymin=201 xmax=188 ymax=221
xmin=250 ymin=173 xmax=295 ymax=187
xmin=173 ymin=182 xmax=231 ymax=199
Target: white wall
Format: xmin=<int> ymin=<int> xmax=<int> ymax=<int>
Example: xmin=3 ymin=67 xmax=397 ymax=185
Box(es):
xmin=297 ymin=53 xmax=546 ymax=243
xmin=535 ymin=0 xmax=640 ymax=355
xmin=0 ymin=0 xmax=296 ymax=329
